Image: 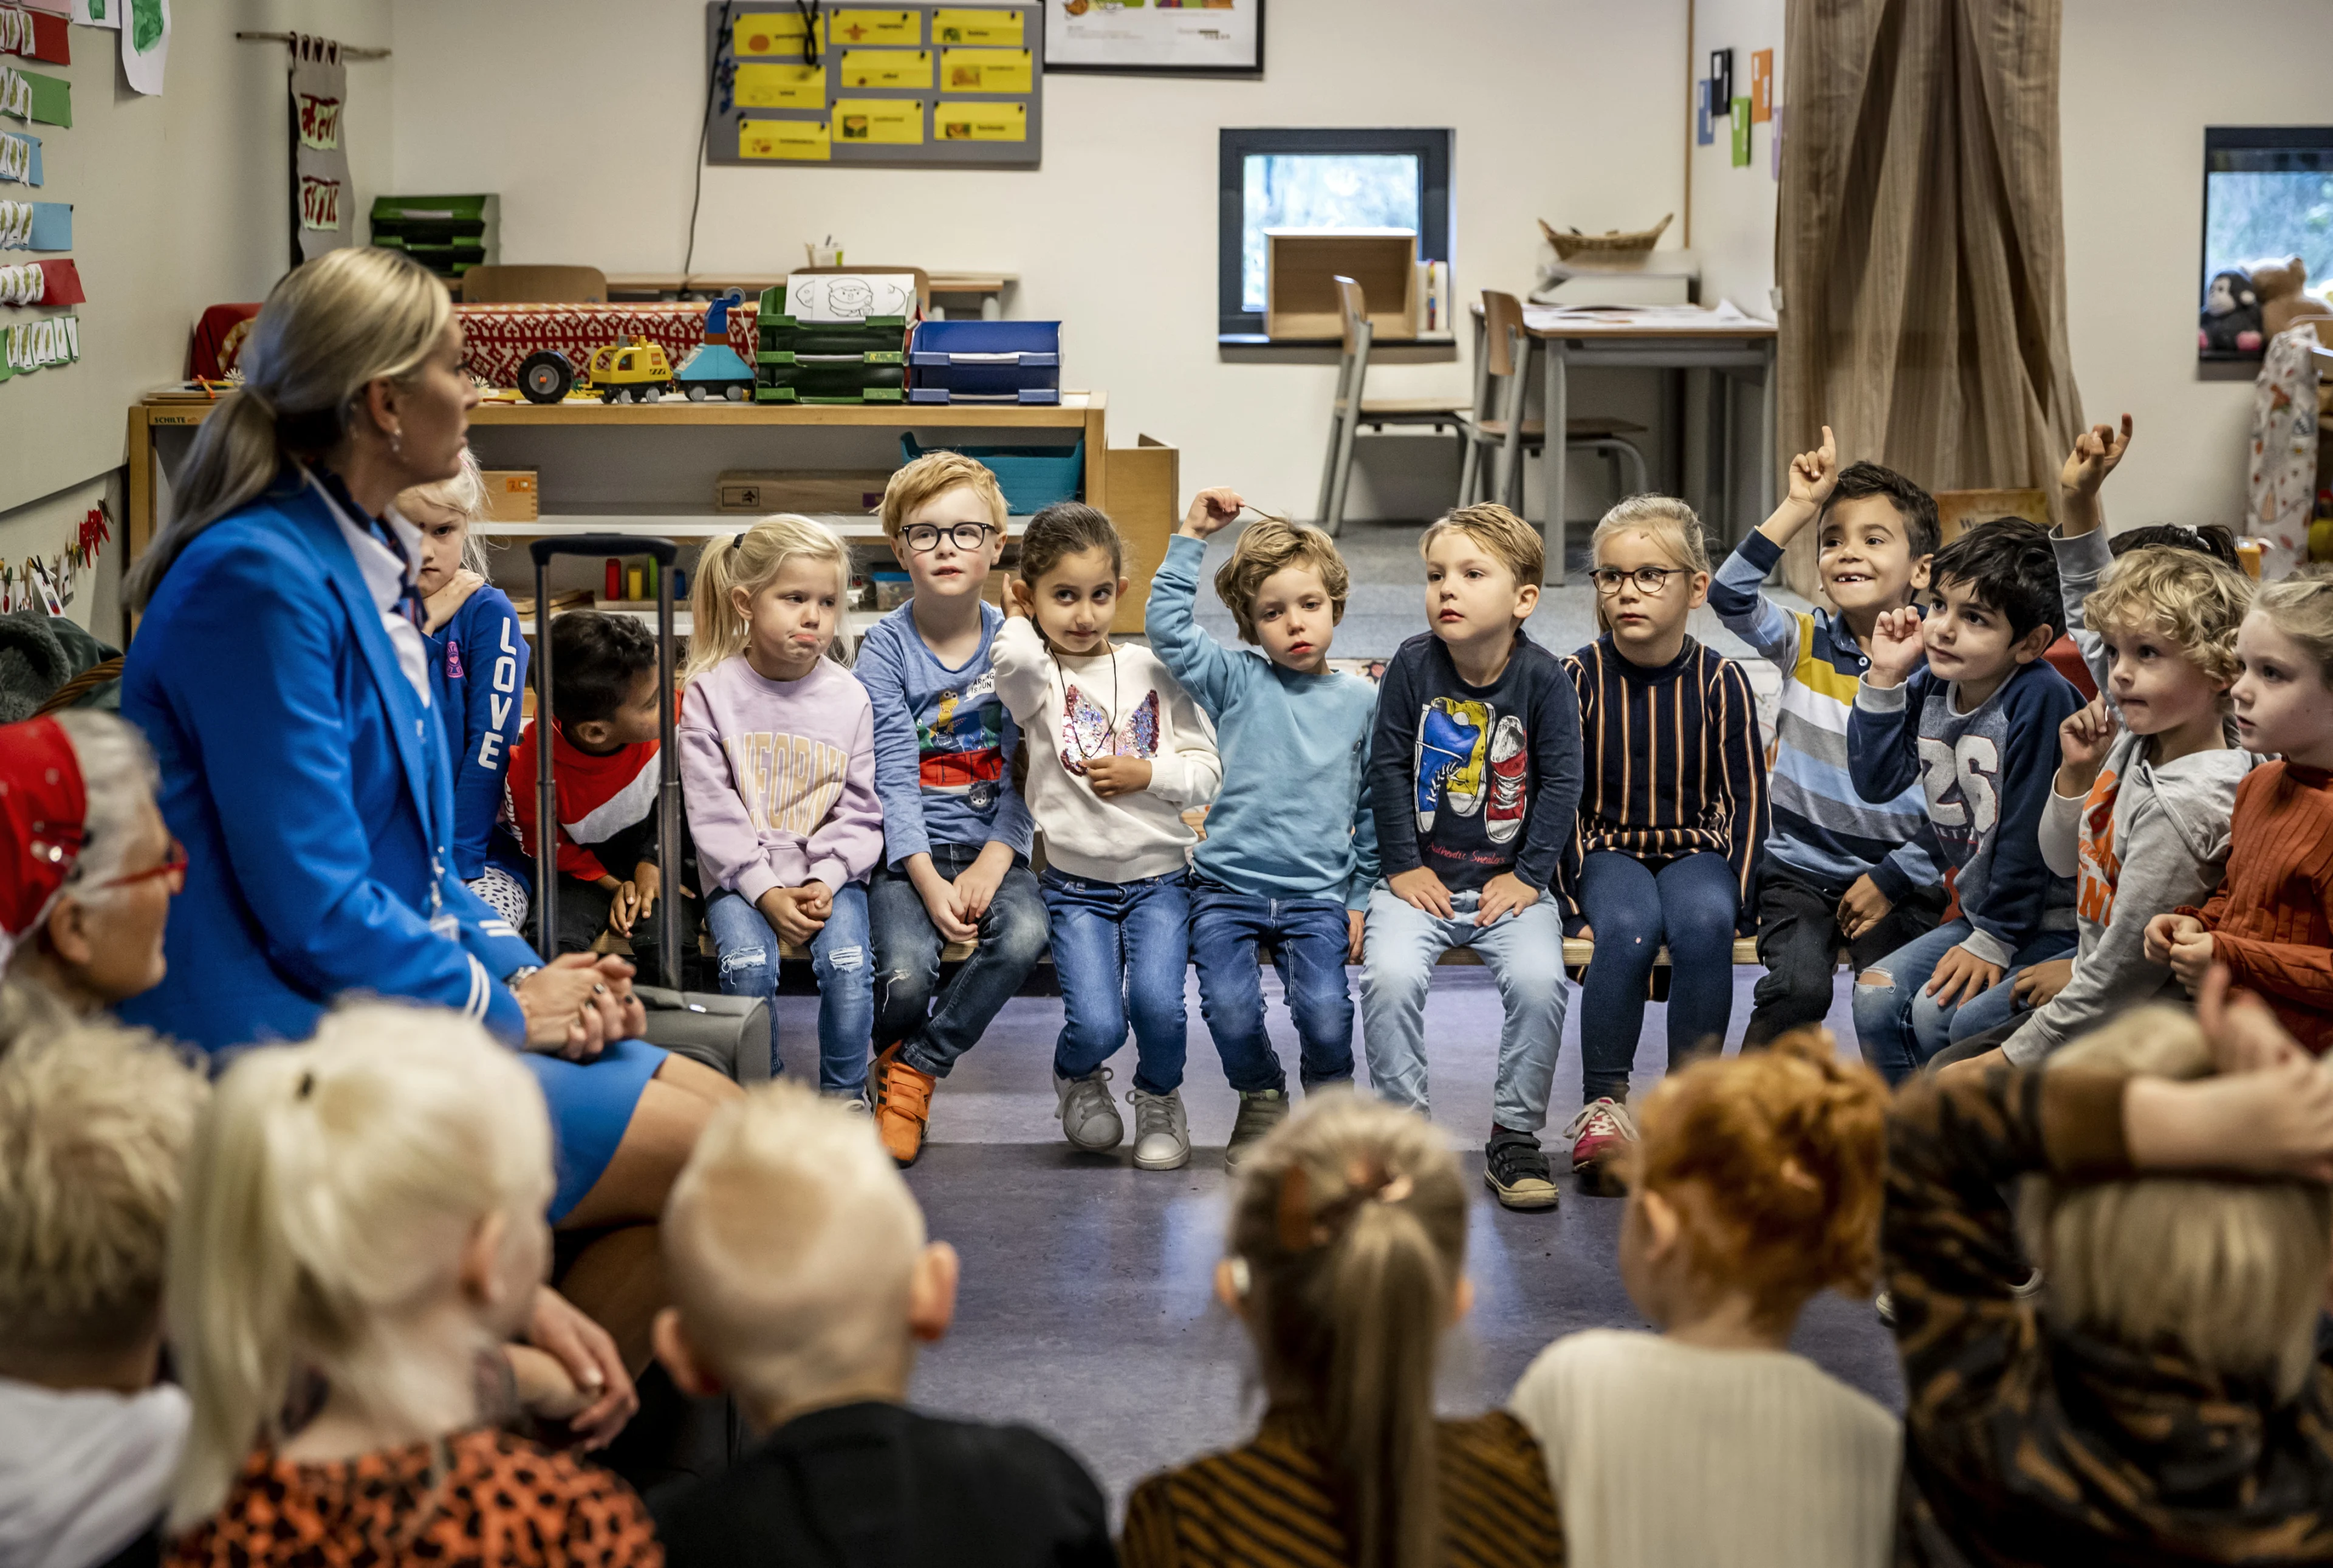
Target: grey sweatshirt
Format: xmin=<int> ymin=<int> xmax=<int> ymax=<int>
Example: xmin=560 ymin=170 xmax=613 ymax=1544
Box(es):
xmin=1999 ymin=529 xmax=2257 ymax=1064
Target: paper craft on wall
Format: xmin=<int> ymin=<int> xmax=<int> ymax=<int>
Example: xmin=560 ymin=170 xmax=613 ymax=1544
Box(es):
xmin=0 ymin=129 xmax=38 ymax=184
xmin=1750 ymin=48 xmax=1772 ymax=122
xmin=0 ymin=7 xmax=70 ymax=64
xmin=14 ymin=0 xmax=64 ymax=15
xmin=1043 ymin=0 xmax=1261 ymax=75
xmin=1730 ymin=96 xmax=1751 ymax=166
xmin=72 ymin=0 xmax=118 ymax=26
xmin=0 ymin=507 xmax=108 ymax=616
xmin=289 ymin=34 xmax=352 ymax=261
xmin=120 ymin=0 xmax=165 ymax=93
xmin=1 ymin=64 xmax=69 ymax=125
xmin=1695 ymin=78 xmax=1713 ymax=146
xmin=0 ymin=256 xmax=80 ymax=303
xmin=0 ymin=197 xmax=69 ymax=248
xmin=0 ymin=310 xmax=78 ymax=379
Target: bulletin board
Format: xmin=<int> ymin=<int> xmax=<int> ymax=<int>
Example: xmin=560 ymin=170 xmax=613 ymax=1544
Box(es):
xmin=704 ymin=2 xmax=1042 ymax=169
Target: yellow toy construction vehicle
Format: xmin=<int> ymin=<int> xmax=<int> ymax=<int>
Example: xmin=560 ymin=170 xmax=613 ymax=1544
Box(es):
xmin=583 ymin=336 xmax=674 ymax=404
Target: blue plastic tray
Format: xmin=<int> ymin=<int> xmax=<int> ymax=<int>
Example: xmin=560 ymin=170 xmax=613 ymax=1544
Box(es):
xmin=899 ymin=433 xmax=1082 ymax=515
xmin=908 ymin=320 xmax=1062 ymax=403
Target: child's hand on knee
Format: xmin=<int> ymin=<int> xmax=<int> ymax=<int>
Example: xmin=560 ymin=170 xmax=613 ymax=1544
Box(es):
xmin=1347 ymin=908 xmax=1366 ymax=964
xmin=1388 ymin=866 xmax=1455 ymax=919
xmin=758 ymin=886 xmax=827 ymax=945
xmin=1836 ymin=874 xmax=1893 ymax=940
xmin=1475 ymin=872 xmax=1538 ymax=927
xmin=1924 ymin=944 xmax=2002 ymax=1008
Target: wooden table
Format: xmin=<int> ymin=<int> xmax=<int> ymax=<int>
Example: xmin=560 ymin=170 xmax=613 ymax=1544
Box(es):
xmin=1471 ymin=304 xmax=1779 ymax=584
xmin=605 ymin=271 xmax=1019 ymax=318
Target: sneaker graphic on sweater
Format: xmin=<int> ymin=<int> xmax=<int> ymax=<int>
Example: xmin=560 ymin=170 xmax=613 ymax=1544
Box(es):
xmin=1485 ymin=714 xmax=1527 ymax=844
xmin=917 ymin=677 xmax=1006 ymax=807
xmin=1414 ymin=697 xmax=1490 ymax=832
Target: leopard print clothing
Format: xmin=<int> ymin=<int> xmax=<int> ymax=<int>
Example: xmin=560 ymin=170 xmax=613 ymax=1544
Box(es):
xmin=168 ymin=1428 xmax=660 ymax=1568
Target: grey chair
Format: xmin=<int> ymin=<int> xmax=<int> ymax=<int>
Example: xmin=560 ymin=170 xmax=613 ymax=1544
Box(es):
xmin=1315 ymin=276 xmax=1470 ymax=536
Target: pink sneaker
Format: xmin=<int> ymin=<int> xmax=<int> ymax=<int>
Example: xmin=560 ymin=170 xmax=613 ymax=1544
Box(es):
xmin=1563 ymin=1098 xmax=1639 ymax=1196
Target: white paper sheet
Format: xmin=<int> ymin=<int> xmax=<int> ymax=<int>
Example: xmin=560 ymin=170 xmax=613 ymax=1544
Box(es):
xmin=72 ymin=0 xmax=122 ymax=30
xmin=119 ymin=0 xmax=165 ymax=93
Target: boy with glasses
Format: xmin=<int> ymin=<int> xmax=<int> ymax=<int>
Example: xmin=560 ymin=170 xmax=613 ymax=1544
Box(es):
xmin=854 ymin=453 xmax=1050 ymax=1165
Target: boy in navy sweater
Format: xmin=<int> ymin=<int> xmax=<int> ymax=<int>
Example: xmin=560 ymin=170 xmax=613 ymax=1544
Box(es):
xmin=1848 ymin=519 xmax=2080 ymax=1083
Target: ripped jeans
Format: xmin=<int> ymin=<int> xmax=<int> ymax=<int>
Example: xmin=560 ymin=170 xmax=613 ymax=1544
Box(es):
xmin=707 ymin=882 xmax=874 ymax=1096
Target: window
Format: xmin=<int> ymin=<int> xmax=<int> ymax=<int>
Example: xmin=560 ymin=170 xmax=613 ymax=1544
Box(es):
xmin=2200 ymin=126 xmax=2333 ymax=360
xmin=1218 ymin=128 xmax=1452 ymax=341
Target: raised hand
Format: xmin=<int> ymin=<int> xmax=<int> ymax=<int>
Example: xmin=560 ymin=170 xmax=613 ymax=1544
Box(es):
xmin=1865 ymin=606 xmax=1926 ymax=687
xmin=2057 ymin=697 xmax=2117 ymax=793
xmin=1787 ymin=425 xmax=1841 ymax=508
xmin=2060 ymin=414 xmax=2133 ymax=499
xmin=1179 ymin=487 xmax=1247 ymax=538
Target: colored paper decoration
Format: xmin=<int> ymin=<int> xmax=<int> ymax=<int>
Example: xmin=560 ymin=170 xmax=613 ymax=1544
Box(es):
xmin=0 ymin=64 xmax=67 ymax=125
xmin=0 ymin=129 xmax=36 ymax=185
xmin=289 ymin=35 xmax=351 ymax=259
xmin=0 ymin=256 xmax=77 ymax=304
xmin=0 ymin=197 xmax=69 ymax=249
xmin=0 ymin=7 xmax=69 ymax=63
xmin=0 ymin=309 xmax=78 ymax=378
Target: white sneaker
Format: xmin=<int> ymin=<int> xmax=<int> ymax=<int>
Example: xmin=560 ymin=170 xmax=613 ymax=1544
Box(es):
xmin=1128 ymin=1086 xmax=1191 ymax=1171
xmin=1224 ymin=1088 xmax=1289 ymax=1173
xmin=839 ymin=1095 xmax=871 ymax=1115
xmin=1055 ymin=1068 xmax=1123 ymax=1152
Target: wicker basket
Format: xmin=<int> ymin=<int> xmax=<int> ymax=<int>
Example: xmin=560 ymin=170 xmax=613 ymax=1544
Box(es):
xmin=1538 ymin=213 xmax=1673 ymax=263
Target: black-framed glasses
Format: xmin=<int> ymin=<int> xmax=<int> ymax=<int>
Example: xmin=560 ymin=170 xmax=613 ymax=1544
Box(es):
xmin=1589 ymin=566 xmax=1690 ymax=596
xmin=901 ymin=522 xmax=997 ymax=553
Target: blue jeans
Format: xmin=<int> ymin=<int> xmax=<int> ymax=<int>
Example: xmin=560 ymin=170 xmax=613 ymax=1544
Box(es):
xmin=868 ymin=843 xmax=1050 ymax=1079
xmin=1852 ymin=918 xmax=2077 ymax=1084
xmin=1188 ymin=880 xmax=1355 ymax=1097
xmin=1359 ymin=884 xmax=1567 ymax=1134
xmin=1575 ymin=851 xmax=1741 ymax=1103
xmin=1040 ymin=867 xmax=1191 ymax=1096
xmin=707 ymin=882 xmax=874 ymax=1095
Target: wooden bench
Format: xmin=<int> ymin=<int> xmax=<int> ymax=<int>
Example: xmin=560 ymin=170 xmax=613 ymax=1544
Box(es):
xmin=756 ymin=937 xmax=1765 ymax=967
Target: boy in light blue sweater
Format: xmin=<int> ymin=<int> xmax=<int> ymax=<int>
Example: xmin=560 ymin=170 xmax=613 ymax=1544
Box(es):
xmin=1146 ymin=489 xmax=1378 ymax=1169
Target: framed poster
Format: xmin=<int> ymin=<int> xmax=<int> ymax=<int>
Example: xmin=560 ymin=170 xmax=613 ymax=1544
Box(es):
xmin=1043 ymin=0 xmax=1262 ymax=77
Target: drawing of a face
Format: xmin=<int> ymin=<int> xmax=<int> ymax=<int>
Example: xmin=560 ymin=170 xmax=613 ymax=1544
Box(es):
xmin=828 ymin=281 xmax=875 ymax=316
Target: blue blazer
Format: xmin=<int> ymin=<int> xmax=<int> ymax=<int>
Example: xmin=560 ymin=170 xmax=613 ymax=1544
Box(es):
xmin=120 ymin=474 xmax=537 ymax=1052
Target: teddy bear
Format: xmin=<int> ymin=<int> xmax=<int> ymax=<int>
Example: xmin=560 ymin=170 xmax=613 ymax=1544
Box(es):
xmin=2200 ymin=269 xmax=2263 ymax=353
xmin=2249 ymin=255 xmax=2333 ymax=342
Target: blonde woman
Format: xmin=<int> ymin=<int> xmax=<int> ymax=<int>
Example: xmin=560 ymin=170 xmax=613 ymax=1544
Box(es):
xmin=119 ymin=246 xmax=739 ymax=1375
xmin=680 ymin=516 xmax=883 ymax=1101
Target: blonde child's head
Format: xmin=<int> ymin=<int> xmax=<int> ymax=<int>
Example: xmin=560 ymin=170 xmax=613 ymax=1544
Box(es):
xmin=0 ymin=1021 xmax=208 ymax=1384
xmin=1216 ymin=518 xmax=1350 ymax=654
xmin=686 ymin=514 xmax=851 ymax=683
xmin=1420 ymin=502 xmax=1544 ymax=592
xmin=399 ymin=447 xmax=491 ymax=595
xmin=168 ymin=1005 xmax=554 ymax=1528
xmin=2080 ymin=544 xmax=2251 ymax=736
xmin=1588 ymin=495 xmax=1711 ymax=654
xmin=1221 ymin=1092 xmax=1468 ymax=1568
xmin=2233 ymin=567 xmax=2333 ymax=764
xmin=1620 ymin=1030 xmax=1886 ymax=1336
xmin=2022 ymin=1006 xmax=2332 ymax=1399
xmin=1417 ymin=504 xmax=1541 ymax=652
xmin=1012 ymin=502 xmax=1125 ymax=658
xmin=657 ymin=1081 xmax=954 ymax=1428
xmin=880 ymin=453 xmax=1007 ymax=606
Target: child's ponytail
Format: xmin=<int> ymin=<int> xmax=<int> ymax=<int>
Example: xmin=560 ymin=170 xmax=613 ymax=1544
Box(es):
xmin=685 ymin=514 xmax=850 ymax=685
xmin=1228 ymin=1095 xmax=1467 ymax=1568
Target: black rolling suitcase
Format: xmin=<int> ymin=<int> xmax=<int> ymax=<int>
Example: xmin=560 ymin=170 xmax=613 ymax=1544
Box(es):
xmin=527 ymin=535 xmax=771 ymax=1083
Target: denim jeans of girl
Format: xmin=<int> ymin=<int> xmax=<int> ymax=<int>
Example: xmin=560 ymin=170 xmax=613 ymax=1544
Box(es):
xmin=707 ymin=882 xmax=874 ymax=1094
xmin=1040 ymin=868 xmax=1192 ymax=1096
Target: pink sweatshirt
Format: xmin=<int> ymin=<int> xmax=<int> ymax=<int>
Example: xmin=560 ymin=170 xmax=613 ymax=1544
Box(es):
xmin=680 ymin=655 xmax=885 ymax=905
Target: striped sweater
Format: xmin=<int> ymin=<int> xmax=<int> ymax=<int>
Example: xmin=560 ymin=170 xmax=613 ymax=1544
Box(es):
xmin=1120 ymin=1409 xmax=1565 ymax=1568
xmin=1707 ymin=531 xmax=1938 ymax=900
xmin=1559 ymin=635 xmax=1769 ymax=920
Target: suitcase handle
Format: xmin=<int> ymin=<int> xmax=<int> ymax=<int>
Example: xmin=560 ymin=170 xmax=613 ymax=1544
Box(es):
xmin=529 ymin=533 xmax=684 ymax=990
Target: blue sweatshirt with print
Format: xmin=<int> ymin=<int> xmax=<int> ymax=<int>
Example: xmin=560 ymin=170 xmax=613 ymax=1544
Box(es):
xmin=853 ymin=600 xmax=1035 ymax=867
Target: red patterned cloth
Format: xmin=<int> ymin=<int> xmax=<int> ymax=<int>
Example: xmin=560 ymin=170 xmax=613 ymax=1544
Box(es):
xmin=188 ymin=303 xmax=262 ymax=380
xmin=454 ymin=303 xmax=756 ymax=389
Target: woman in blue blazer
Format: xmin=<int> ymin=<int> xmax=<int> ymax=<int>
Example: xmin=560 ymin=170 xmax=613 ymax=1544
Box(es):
xmin=120 ymin=247 xmax=739 ymax=1373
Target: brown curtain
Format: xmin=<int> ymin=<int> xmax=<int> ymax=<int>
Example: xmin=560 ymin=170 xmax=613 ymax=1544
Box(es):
xmin=1775 ymin=0 xmax=2083 ymax=596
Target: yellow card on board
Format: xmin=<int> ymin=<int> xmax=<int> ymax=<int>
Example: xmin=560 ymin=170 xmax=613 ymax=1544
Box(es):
xmin=832 ymin=9 xmax=920 ymax=45
xmin=733 ymin=12 xmax=825 ymax=55
xmin=834 ymin=98 xmax=925 ymax=144
xmin=936 ymin=100 xmax=1026 ymax=142
xmin=940 ymin=47 xmax=1032 ymax=93
xmin=932 ymin=8 xmax=1024 ymax=45
xmin=840 ymin=48 xmax=933 ymax=88
xmin=735 ymin=62 xmax=826 ymax=109
xmin=740 ymin=118 xmax=831 ymax=160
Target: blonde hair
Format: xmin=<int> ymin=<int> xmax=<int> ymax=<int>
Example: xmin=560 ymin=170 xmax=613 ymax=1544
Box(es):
xmin=1591 ymin=493 xmax=1711 ymax=576
xmin=877 ymin=451 xmax=1007 ymax=543
xmin=685 ymin=515 xmax=851 ymax=683
xmin=2251 ymin=566 xmax=2333 ymax=690
xmin=1215 ymin=517 xmax=1351 ymax=643
xmin=129 ymin=248 xmax=454 ymax=608
xmin=1227 ymin=1093 xmax=1467 ymax=1568
xmin=167 ymin=1005 xmax=553 ymax=1528
xmin=2083 ymin=544 xmax=2251 ymax=690
xmin=1628 ymin=1030 xmax=1887 ymax=1324
xmin=0 ymin=1021 xmax=207 ymax=1366
xmin=399 ymin=448 xmax=492 ymax=578
xmin=662 ymin=1081 xmax=925 ymax=1408
xmin=2021 ymin=1006 xmax=2333 ymax=1400
xmin=1419 ymin=502 xmax=1543 ymax=589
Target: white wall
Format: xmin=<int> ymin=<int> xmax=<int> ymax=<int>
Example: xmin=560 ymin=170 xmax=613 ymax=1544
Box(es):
xmin=1686 ymin=0 xmax=1783 ymax=319
xmin=0 ymin=0 xmax=392 ymax=632
xmin=389 ymin=0 xmax=1688 ymax=522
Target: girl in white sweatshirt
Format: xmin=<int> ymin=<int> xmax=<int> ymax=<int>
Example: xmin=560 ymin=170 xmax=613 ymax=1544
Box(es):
xmin=992 ymin=503 xmax=1219 ymax=1172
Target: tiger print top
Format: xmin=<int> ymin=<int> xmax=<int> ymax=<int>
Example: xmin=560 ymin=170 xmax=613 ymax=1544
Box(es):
xmin=1887 ymin=1065 xmax=2333 ymax=1567
xmin=166 ymin=1428 xmax=660 ymax=1568
xmin=1119 ymin=1408 xmax=1564 ymax=1568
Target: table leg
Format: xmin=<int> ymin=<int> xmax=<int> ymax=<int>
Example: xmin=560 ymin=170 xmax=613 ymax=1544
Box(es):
xmin=1544 ymin=335 xmax=1567 ymax=586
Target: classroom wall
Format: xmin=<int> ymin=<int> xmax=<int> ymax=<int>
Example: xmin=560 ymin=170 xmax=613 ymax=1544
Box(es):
xmin=0 ymin=0 xmax=392 ymax=633
xmin=387 ymin=0 xmax=1689 ymax=526
xmin=1685 ymin=0 xmax=1783 ymax=320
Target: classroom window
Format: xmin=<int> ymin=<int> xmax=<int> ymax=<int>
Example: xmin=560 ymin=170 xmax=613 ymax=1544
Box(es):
xmin=2201 ymin=126 xmax=2333 ymax=358
xmin=1218 ymin=128 xmax=1452 ymax=340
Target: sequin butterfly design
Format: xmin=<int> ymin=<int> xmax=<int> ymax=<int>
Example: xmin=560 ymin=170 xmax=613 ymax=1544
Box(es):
xmin=1059 ymin=685 xmax=1160 ymax=775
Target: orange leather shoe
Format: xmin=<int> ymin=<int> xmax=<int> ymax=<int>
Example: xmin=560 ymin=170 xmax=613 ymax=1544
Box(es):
xmin=871 ymin=1043 xmax=936 ymax=1167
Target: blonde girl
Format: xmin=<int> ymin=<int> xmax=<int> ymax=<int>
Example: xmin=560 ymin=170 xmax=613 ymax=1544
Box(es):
xmin=991 ymin=502 xmax=1219 ymax=1173
xmin=1510 ymin=1031 xmax=1897 ymax=1568
xmin=165 ymin=1006 xmax=659 ymax=1564
xmin=2146 ymin=567 xmax=2333 ymax=1053
xmin=1121 ymin=1094 xmax=1563 ymax=1568
xmin=1560 ymin=496 xmax=1768 ymax=1188
xmin=680 ymin=516 xmax=884 ymax=1100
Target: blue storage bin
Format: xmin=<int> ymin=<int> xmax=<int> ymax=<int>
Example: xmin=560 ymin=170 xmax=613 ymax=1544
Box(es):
xmin=900 ymin=434 xmax=1082 ymax=515
xmin=908 ymin=320 xmax=1062 ymax=405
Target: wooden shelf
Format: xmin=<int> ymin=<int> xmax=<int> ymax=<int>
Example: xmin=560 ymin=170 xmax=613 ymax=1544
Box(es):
xmin=607 ymin=270 xmax=1017 ymax=300
xmin=467 ymin=392 xmax=1098 ymax=428
xmin=474 ymin=513 xmax=1035 ymax=543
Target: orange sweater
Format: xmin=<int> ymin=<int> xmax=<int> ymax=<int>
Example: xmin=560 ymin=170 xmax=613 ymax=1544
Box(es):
xmin=2189 ymin=762 xmax=2333 ymax=1053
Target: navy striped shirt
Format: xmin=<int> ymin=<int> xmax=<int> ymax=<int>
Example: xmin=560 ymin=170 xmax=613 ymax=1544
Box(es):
xmin=1560 ymin=634 xmax=1770 ymax=912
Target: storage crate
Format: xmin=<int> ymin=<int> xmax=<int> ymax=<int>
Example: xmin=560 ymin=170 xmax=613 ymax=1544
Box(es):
xmin=753 ymin=290 xmax=910 ymax=355
xmin=900 ymin=434 xmax=1082 ymax=513
xmin=715 ymin=470 xmax=892 ymax=515
xmin=370 ymin=194 xmax=497 ymax=281
xmin=755 ymin=352 xmax=907 ymax=403
xmin=907 ymin=320 xmax=1061 ymax=405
